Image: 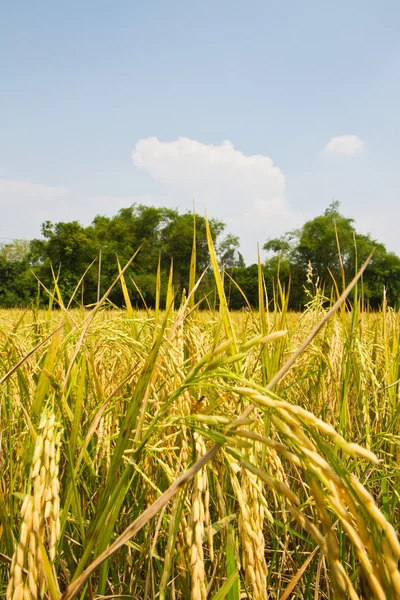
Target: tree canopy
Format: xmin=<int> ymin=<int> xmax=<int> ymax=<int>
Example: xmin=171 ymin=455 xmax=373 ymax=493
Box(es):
xmin=263 ymin=201 xmax=400 ymax=309
xmin=5 ymin=204 xmax=241 ymax=308
xmin=0 ymin=201 xmax=399 ymax=309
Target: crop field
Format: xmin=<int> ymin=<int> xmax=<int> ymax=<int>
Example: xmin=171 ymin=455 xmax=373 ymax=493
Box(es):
xmin=1 ymin=247 xmax=400 ymax=599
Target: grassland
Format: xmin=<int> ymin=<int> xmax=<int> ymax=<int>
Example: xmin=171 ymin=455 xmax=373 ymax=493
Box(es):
xmin=1 ymin=245 xmax=400 ymax=599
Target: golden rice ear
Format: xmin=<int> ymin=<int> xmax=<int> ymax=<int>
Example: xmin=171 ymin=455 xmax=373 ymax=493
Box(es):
xmin=8 ymin=411 xmax=62 ymax=600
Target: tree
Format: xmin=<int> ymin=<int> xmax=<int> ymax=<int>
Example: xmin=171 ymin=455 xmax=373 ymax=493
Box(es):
xmin=264 ymin=202 xmax=400 ymax=308
xmin=0 ymin=254 xmax=37 ymax=307
xmin=30 ymin=220 xmax=97 ymax=303
xmin=224 ymin=264 xmax=259 ymax=309
xmin=0 ymin=239 xmax=30 ymax=262
xmin=217 ymin=234 xmax=245 ymax=268
xmin=27 ymin=204 xmax=236 ymax=308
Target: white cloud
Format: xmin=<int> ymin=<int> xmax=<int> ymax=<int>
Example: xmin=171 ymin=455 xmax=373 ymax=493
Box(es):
xmin=133 ymin=137 xmax=287 ymax=217
xmin=132 ymin=137 xmax=293 ymax=260
xmin=323 ymin=135 xmax=366 ymax=157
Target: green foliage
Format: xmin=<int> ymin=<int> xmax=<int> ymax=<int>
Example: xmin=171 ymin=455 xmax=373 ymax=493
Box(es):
xmin=223 ymin=264 xmax=259 ymax=309
xmin=0 ymin=239 xmax=30 ymax=262
xmin=0 ymin=240 xmax=35 ymax=307
xmin=264 ymin=201 xmax=400 ymax=309
xmin=0 ymin=204 xmax=239 ymax=308
xmin=1 ymin=200 xmax=400 ymax=310
xmin=0 ymin=254 xmax=37 ymax=307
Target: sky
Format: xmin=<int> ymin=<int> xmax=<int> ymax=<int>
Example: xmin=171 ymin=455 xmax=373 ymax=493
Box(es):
xmin=1 ymin=1 xmax=400 ymax=264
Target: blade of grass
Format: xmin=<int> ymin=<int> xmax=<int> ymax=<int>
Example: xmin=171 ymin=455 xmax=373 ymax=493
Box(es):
xmin=210 ymin=570 xmax=239 ymax=600
xmin=39 ymin=540 xmax=60 ymax=600
xmin=279 ymin=545 xmax=320 ymax=600
xmin=154 ymin=253 xmax=161 ymax=337
xmin=205 ymin=213 xmax=238 ymax=368
xmin=188 ymin=208 xmax=196 ymax=309
xmin=166 ymin=258 xmax=174 ymax=312
xmin=116 ymin=256 xmax=135 ymax=323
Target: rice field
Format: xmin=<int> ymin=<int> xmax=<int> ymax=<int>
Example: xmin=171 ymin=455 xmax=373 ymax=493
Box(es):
xmin=1 ymin=243 xmax=400 ymax=599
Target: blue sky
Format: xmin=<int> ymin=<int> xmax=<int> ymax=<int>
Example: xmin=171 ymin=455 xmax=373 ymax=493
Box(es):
xmin=1 ymin=1 xmax=400 ymax=263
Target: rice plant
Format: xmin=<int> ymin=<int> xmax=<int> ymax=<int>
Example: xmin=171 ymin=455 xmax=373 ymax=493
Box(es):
xmin=0 ymin=227 xmax=399 ymax=599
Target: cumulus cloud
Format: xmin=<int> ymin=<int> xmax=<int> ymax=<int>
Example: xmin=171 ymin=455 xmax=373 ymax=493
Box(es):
xmin=131 ymin=137 xmax=296 ymax=261
xmin=323 ymin=135 xmax=366 ymax=157
xmin=133 ymin=137 xmax=288 ymax=219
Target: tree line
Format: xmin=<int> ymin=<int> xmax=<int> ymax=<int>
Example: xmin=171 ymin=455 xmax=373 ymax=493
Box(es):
xmin=0 ymin=205 xmax=243 ymax=308
xmin=0 ymin=201 xmax=399 ymax=309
